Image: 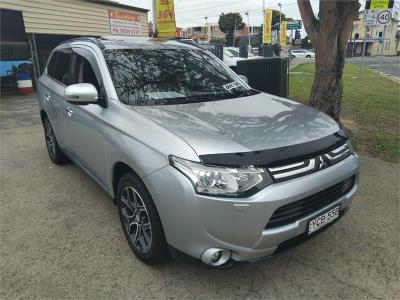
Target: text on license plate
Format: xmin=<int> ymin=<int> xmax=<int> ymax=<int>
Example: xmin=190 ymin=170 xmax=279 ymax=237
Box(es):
xmin=308 ymin=206 xmax=340 ymax=234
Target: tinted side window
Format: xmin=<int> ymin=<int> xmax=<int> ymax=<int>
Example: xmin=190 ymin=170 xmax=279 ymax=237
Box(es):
xmin=47 ymin=53 xmax=58 ymax=78
xmin=54 ymin=52 xmax=72 ymax=84
xmin=47 ymin=50 xmax=73 ymax=85
xmin=72 ymin=55 xmax=101 ymax=91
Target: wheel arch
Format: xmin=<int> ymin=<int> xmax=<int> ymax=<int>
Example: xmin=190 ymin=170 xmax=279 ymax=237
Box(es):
xmin=112 ymin=161 xmax=143 ymax=199
xmin=40 ymin=109 xmax=48 ymax=123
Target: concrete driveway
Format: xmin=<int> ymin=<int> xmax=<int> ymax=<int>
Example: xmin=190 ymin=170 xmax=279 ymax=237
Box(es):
xmin=1 ymin=94 xmax=399 ymax=299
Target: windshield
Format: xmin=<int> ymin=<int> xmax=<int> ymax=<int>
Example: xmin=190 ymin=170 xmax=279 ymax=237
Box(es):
xmin=226 ymin=49 xmax=239 ymax=57
xmin=103 ymin=48 xmax=258 ymax=106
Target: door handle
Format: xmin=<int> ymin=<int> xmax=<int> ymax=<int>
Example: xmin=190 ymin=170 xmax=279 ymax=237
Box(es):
xmin=65 ymin=106 xmax=73 ymax=117
xmin=45 ymin=92 xmax=51 ymax=101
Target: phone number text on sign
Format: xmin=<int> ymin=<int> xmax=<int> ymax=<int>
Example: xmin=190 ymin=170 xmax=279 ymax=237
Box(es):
xmin=109 ymin=9 xmax=141 ymax=36
xmin=111 ymin=26 xmax=141 ymax=36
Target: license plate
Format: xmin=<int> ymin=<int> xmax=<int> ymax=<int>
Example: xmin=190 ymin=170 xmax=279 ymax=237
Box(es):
xmin=308 ymin=206 xmax=340 ymax=234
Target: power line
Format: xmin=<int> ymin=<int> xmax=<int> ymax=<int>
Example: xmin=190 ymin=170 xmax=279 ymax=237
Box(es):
xmin=175 ymin=0 xmax=320 ymax=26
xmin=176 ymin=0 xmax=259 ymax=13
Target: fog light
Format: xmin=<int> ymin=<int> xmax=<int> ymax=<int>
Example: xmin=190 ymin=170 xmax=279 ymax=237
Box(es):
xmin=211 ymin=251 xmax=222 ymax=263
xmin=201 ymin=248 xmax=231 ymax=266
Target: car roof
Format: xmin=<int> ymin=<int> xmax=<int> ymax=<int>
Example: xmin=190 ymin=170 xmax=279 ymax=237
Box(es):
xmin=58 ymin=36 xmax=201 ymax=51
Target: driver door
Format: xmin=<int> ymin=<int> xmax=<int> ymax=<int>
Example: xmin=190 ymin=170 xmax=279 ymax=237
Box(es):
xmin=63 ymin=47 xmax=108 ymax=187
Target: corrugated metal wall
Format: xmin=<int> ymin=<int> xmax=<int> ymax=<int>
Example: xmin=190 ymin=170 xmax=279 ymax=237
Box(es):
xmin=0 ymin=0 xmax=149 ymax=36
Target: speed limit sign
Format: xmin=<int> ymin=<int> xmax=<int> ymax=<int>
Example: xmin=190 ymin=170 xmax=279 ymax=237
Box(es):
xmin=377 ymin=10 xmax=392 ymax=25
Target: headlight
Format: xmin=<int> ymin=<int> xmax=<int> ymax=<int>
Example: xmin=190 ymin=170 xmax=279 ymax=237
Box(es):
xmin=170 ymin=156 xmax=272 ymax=197
xmin=347 ymin=141 xmax=355 ymax=154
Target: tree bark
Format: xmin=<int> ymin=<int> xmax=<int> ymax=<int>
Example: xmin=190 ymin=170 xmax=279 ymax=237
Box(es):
xmin=297 ymin=0 xmax=360 ymax=121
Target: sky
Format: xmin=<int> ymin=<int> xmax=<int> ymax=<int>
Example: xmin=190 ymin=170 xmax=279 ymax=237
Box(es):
xmin=117 ymin=0 xmax=371 ymax=35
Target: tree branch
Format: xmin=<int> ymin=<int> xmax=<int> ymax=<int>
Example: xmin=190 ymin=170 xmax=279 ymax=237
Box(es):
xmin=297 ymin=0 xmax=319 ymax=42
xmin=337 ymin=1 xmax=361 ymax=48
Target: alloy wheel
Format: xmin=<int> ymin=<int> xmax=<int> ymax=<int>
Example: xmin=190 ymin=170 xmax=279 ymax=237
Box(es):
xmin=44 ymin=120 xmax=56 ymax=159
xmin=120 ymin=187 xmax=152 ymax=253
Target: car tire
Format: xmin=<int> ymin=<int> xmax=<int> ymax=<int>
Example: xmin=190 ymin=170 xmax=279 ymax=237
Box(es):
xmin=117 ymin=172 xmax=169 ymax=265
xmin=306 ymin=55 xmax=311 ymax=58
xmin=42 ymin=116 xmax=69 ymax=164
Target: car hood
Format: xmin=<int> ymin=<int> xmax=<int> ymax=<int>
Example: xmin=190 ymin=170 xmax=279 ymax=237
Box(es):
xmin=132 ymin=93 xmax=340 ymax=156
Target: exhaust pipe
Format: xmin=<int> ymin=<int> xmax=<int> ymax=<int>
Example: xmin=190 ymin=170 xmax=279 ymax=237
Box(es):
xmin=201 ymin=248 xmax=231 ymax=267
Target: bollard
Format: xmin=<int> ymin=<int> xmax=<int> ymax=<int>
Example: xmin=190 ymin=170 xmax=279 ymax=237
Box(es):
xmin=239 ymin=45 xmax=248 ymax=58
xmin=214 ymin=44 xmax=224 ymax=61
xmin=258 ymin=45 xmax=274 ymax=57
xmin=236 ymin=57 xmax=289 ymax=98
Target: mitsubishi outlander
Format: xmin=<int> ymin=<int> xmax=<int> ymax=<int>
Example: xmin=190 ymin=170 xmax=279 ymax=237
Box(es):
xmin=37 ymin=37 xmax=359 ymax=268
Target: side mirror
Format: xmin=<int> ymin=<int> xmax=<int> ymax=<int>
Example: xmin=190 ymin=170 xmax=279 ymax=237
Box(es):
xmin=65 ymin=83 xmax=98 ymax=104
xmin=238 ymin=75 xmax=249 ymax=85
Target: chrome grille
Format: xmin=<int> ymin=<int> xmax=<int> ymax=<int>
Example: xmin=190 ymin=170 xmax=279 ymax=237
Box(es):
xmin=268 ymin=143 xmax=352 ymax=182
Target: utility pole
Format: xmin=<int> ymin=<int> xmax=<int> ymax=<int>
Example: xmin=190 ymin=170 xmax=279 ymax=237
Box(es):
xmin=278 ymin=3 xmax=282 ymax=45
xmin=233 ymin=19 xmax=237 ymax=47
xmin=245 ymin=11 xmax=250 ymax=48
xmin=360 ymin=26 xmax=368 ymax=79
xmin=204 ymin=16 xmax=208 ymax=41
xmin=263 ymin=0 xmax=265 ymax=44
xmin=379 ymin=24 xmax=387 ymax=73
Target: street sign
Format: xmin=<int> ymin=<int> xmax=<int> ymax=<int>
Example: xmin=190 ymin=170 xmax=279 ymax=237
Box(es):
xmin=377 ymin=10 xmax=392 ymax=25
xmin=364 ymin=10 xmax=379 ymax=26
xmin=365 ymin=0 xmax=394 ymax=10
xmin=287 ymin=20 xmax=302 ymax=30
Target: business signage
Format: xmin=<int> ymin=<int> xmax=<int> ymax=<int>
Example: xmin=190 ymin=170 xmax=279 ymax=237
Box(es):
xmin=108 ymin=10 xmax=141 ymax=36
xmin=155 ymin=0 xmax=177 ymax=38
xmin=287 ymin=20 xmax=302 ymax=30
xmin=365 ymin=0 xmax=394 ymax=10
xmin=176 ymin=27 xmax=183 ymax=37
xmin=263 ymin=9 xmax=273 ymax=44
xmin=280 ymin=21 xmax=287 ymax=46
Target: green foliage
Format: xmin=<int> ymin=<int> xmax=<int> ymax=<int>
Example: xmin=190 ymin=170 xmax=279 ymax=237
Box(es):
xmin=271 ymin=9 xmax=285 ymax=25
xmin=210 ymin=37 xmax=226 ymax=45
xmin=301 ymin=36 xmax=312 ymax=49
xmin=289 ymin=63 xmax=399 ymax=162
xmin=218 ymin=12 xmax=245 ymax=33
xmin=218 ymin=12 xmax=245 ymax=46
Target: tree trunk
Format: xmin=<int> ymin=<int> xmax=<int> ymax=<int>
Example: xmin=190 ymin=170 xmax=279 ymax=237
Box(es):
xmin=297 ymin=0 xmax=360 ymax=121
xmin=310 ymin=60 xmax=344 ymax=118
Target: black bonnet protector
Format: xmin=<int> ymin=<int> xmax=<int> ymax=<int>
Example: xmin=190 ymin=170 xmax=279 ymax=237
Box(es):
xmin=199 ymin=130 xmax=349 ymax=167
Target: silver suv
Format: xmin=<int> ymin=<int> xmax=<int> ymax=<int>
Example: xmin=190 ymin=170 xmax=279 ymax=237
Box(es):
xmin=37 ymin=37 xmax=359 ymax=268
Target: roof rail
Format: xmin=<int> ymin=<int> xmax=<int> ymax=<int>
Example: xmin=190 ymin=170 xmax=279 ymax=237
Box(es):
xmin=58 ymin=37 xmax=105 ymax=49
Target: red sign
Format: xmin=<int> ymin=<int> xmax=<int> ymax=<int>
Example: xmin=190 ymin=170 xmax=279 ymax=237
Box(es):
xmin=176 ymin=27 xmax=183 ymax=37
xmin=108 ymin=10 xmax=141 ymax=22
xmin=108 ymin=9 xmax=141 ymax=36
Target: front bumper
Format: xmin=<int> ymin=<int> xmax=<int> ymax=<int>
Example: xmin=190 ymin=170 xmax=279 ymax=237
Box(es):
xmin=143 ymin=154 xmax=359 ymax=263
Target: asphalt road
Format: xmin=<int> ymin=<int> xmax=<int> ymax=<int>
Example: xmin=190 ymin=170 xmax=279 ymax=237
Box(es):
xmin=1 ymin=94 xmax=399 ymax=299
xmin=343 ymin=56 xmax=399 ymax=81
xmin=290 ymin=56 xmax=400 ymax=81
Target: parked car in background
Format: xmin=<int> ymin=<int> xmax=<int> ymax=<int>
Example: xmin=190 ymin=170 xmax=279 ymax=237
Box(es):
xmin=223 ymin=48 xmax=245 ymax=68
xmin=223 ymin=47 xmax=262 ymax=68
xmin=225 ymin=47 xmax=255 ymax=58
xmin=38 ymin=37 xmax=359 ymax=268
xmin=291 ymin=49 xmax=315 ymax=58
